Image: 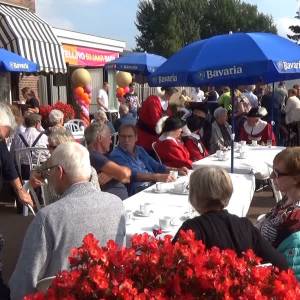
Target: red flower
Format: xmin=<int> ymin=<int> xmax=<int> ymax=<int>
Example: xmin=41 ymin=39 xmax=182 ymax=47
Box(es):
xmin=25 ymin=231 xmax=300 ymax=300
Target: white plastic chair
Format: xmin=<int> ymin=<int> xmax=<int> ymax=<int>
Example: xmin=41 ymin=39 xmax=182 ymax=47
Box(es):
xmin=36 ymin=276 xmax=55 ymax=292
xmin=64 ymin=119 xmax=85 ymax=133
xmin=152 ymin=142 xmax=162 ymax=163
xmin=64 ymin=122 xmax=81 ymax=133
xmin=111 ymin=132 xmax=119 ymax=149
xmin=22 ymin=181 xmax=40 ymax=216
xmin=14 ymin=147 xmax=49 ymax=181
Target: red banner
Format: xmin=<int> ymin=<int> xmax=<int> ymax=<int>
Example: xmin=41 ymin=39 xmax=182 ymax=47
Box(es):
xmin=63 ymin=44 xmax=119 ymax=67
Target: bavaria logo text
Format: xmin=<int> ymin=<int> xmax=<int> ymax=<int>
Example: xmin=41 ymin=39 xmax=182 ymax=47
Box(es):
xmin=158 ymin=75 xmax=178 ymax=84
xmin=205 ymin=66 xmax=243 ymax=79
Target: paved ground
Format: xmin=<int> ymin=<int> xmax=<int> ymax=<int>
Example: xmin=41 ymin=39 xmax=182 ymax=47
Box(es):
xmin=0 ymin=189 xmax=276 ymax=284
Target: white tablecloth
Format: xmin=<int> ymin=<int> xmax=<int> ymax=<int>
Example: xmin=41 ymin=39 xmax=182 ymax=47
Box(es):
xmin=124 ymin=173 xmax=255 ymax=245
xmin=192 ymin=146 xmax=285 ymax=179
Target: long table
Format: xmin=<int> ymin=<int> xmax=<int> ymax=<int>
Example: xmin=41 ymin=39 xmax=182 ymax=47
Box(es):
xmin=124 ymin=173 xmax=255 ymax=245
xmin=192 ymin=146 xmax=285 ymax=179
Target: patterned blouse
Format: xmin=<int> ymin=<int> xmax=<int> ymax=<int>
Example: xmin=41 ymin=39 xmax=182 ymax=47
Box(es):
xmin=257 ymin=197 xmax=300 ymax=247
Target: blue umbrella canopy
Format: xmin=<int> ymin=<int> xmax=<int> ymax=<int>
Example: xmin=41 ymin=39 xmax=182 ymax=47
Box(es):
xmin=105 ymin=52 xmax=167 ymax=76
xmin=0 ymin=48 xmax=38 ymax=72
xmin=148 ymin=32 xmax=300 ymax=87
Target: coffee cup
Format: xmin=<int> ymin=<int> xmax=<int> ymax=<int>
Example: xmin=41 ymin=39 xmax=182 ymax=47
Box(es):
xmin=240 ymin=140 xmax=246 ymax=146
xmin=156 ymin=182 xmax=163 ymax=192
xmin=239 ymin=151 xmax=246 ymax=159
xmin=251 ymin=140 xmax=258 ymax=146
xmin=140 ymin=203 xmax=151 ymax=216
xmin=216 ymin=150 xmax=223 ymax=159
xmin=169 ymin=170 xmax=178 ymax=180
xmin=174 ymin=182 xmax=186 ymax=193
xmin=234 ymin=142 xmax=240 ymax=150
xmin=125 ymin=210 xmax=133 ymax=224
xmin=159 ymin=216 xmax=171 ymax=229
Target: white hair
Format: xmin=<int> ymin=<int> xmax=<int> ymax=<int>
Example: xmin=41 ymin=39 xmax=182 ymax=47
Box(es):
xmin=0 ymin=102 xmax=16 ymax=131
xmin=51 ymin=142 xmax=91 ymax=181
xmin=94 ymin=110 xmax=108 ymax=122
xmin=49 ymin=109 xmax=64 ymax=125
xmin=214 ymin=107 xmax=227 ymax=119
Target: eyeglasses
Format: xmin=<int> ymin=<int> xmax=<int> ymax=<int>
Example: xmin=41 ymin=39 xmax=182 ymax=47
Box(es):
xmin=272 ymin=168 xmax=290 ymax=178
xmin=39 ymin=164 xmax=58 ymax=178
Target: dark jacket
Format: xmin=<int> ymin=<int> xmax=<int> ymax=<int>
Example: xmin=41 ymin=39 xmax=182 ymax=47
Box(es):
xmin=174 ymin=210 xmax=288 ymax=270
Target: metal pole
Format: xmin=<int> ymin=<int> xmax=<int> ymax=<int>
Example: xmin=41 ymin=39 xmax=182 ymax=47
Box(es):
xmin=230 ymin=87 xmax=235 ymax=173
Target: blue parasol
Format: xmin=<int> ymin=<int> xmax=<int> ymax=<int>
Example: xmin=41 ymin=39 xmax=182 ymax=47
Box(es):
xmin=105 ymin=52 xmax=166 ymax=76
xmin=0 ymin=48 xmax=38 ymax=72
xmin=149 ymin=32 xmax=300 ymax=172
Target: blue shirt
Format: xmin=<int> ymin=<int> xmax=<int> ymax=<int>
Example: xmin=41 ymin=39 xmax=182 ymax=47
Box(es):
xmin=110 ymin=145 xmax=166 ymax=195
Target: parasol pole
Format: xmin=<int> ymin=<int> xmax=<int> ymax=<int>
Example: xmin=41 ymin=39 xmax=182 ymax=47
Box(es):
xmin=230 ymin=86 xmax=235 ymax=173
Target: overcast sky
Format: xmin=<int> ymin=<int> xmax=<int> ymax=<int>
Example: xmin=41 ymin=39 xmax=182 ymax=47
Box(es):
xmin=37 ymin=0 xmax=300 ymax=49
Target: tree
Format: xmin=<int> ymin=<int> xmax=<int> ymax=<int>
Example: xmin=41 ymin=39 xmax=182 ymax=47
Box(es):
xmin=135 ymin=0 xmax=277 ymax=57
xmin=287 ymin=7 xmax=300 ymax=41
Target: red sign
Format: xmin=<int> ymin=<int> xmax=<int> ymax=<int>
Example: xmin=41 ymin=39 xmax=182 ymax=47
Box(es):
xmin=63 ymin=44 xmax=119 ymax=67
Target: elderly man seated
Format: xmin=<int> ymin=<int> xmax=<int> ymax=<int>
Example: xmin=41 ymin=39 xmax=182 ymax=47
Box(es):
xmin=84 ymin=123 xmax=131 ymax=199
xmin=9 ymin=142 xmax=125 ymax=299
xmin=110 ymin=124 xmax=188 ymax=196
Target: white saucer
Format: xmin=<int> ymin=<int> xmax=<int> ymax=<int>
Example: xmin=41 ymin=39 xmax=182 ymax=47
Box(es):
xmin=148 ymin=188 xmax=167 ymax=194
xmin=168 ymin=188 xmax=189 ymax=195
xmin=134 ymin=210 xmax=151 ymax=217
xmin=153 ymin=225 xmax=172 ymax=233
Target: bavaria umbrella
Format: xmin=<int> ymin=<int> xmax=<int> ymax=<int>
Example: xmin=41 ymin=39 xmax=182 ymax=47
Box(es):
xmin=105 ymin=52 xmax=167 ymax=75
xmin=0 ymin=48 xmax=38 ymax=72
xmin=148 ymin=32 xmax=300 ymax=172
xmin=105 ymin=52 xmax=166 ymax=101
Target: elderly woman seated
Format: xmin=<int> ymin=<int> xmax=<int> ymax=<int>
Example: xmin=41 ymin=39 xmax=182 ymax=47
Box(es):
xmin=93 ymin=110 xmax=115 ymax=134
xmin=30 ymin=128 xmax=100 ymax=204
xmin=239 ymin=107 xmax=276 ymax=145
xmin=210 ymin=107 xmax=232 ymax=153
xmin=173 ymin=167 xmax=288 ymax=270
xmin=155 ymin=117 xmax=193 ymax=169
xmin=256 ymin=147 xmax=300 ymax=278
xmin=48 ymin=109 xmax=64 ymax=130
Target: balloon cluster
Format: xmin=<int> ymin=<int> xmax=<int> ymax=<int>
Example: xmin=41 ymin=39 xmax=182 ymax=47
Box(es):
xmin=115 ymin=71 xmax=132 ymax=102
xmin=72 ymin=68 xmax=92 ymax=126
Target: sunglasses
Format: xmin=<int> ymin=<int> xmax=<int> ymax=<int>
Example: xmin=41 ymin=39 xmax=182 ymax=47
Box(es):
xmin=272 ymin=168 xmax=290 ymax=178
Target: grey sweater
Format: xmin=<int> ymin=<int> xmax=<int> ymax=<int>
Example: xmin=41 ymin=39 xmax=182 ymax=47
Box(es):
xmin=9 ymin=182 xmax=125 ymax=300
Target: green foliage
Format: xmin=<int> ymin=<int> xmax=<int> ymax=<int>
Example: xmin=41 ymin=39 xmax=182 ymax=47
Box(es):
xmin=288 ymin=25 xmax=300 ymax=41
xmin=135 ymin=0 xmax=277 ymax=57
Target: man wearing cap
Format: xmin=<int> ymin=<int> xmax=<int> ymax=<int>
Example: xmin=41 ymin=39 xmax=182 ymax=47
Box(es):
xmin=239 ymin=107 xmax=276 ymax=145
xmin=137 ymin=87 xmax=177 ymax=155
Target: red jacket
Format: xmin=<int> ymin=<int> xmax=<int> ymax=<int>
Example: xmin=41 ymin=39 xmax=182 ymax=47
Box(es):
xmin=239 ymin=120 xmax=276 ymax=145
xmin=137 ymin=95 xmax=172 ymax=152
xmin=155 ymin=138 xmax=193 ymax=169
xmin=183 ymin=136 xmax=208 ymax=161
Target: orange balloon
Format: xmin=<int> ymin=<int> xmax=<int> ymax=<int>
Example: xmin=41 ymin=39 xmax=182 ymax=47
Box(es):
xmin=75 ymin=86 xmax=84 ymax=96
xmin=82 ymin=93 xmax=89 ymax=102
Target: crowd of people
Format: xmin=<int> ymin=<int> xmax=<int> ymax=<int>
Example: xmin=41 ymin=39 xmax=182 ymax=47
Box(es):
xmin=1 ymin=80 xmax=300 ymax=298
